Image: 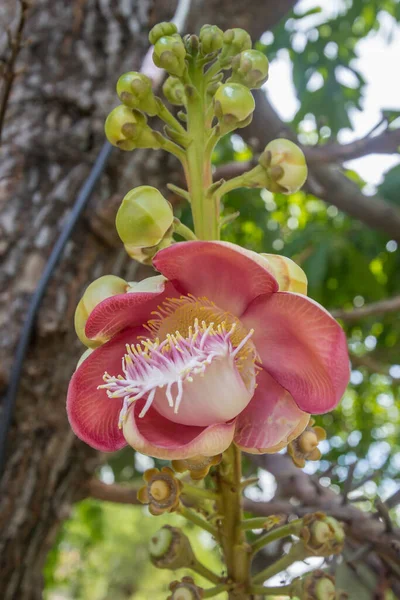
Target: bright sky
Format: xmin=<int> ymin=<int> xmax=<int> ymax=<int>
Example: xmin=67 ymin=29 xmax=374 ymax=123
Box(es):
xmin=265 ymin=0 xmax=400 ymax=186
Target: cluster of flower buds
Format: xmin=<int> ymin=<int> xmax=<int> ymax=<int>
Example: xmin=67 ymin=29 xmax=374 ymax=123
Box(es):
xmin=299 ymin=513 xmax=345 ymax=557
xmin=291 ymin=570 xmax=345 ymax=600
xmin=149 ymin=525 xmax=196 ymax=570
xmin=167 ymin=577 xmax=204 ymax=600
xmin=172 ymin=454 xmax=222 ymax=481
xmin=115 ymin=185 xmax=174 ymax=264
xmin=138 ymin=467 xmax=182 ymax=515
xmin=288 ymin=419 xmax=326 ymax=468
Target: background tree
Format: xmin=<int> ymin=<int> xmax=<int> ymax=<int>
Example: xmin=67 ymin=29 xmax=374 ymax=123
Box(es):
xmin=0 ymin=1 xmax=399 ymax=598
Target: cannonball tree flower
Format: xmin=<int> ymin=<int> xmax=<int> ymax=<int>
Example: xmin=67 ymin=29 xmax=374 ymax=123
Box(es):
xmin=67 ymin=241 xmax=349 ymax=458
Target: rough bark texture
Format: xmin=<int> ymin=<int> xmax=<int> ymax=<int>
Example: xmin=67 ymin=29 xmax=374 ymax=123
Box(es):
xmin=0 ymin=1 xmax=295 ymax=597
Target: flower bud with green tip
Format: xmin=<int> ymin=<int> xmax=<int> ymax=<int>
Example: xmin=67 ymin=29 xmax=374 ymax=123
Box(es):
xmin=163 ymin=76 xmax=186 ymax=106
xmin=168 ymin=577 xmax=204 ymax=600
xmin=116 ymin=72 xmax=158 ymax=115
xmin=116 ymin=186 xmax=174 ymax=252
xmin=213 ymin=83 xmax=255 ymax=130
xmin=104 ymin=105 xmax=161 ymax=151
xmin=258 ymin=138 xmax=308 ymax=193
xmin=220 ymin=28 xmax=252 ymax=65
xmin=149 ymin=526 xmax=196 ymax=570
xmin=74 ymin=275 xmax=128 ymax=347
xmin=229 ymin=49 xmax=269 ymax=88
xmin=153 ymin=35 xmax=186 ymax=77
xmin=149 ymin=22 xmax=178 ymax=46
xmin=199 ymin=24 xmax=224 ymax=55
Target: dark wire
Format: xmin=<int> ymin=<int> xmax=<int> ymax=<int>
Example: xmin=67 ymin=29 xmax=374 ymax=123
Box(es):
xmin=0 ymin=141 xmax=113 ymax=477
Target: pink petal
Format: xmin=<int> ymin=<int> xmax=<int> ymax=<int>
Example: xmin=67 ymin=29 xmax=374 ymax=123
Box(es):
xmin=153 ymin=241 xmax=278 ymax=317
xmin=234 ymin=369 xmax=309 ymax=453
xmin=67 ymin=326 xmax=145 ymax=452
xmin=85 ymin=278 xmax=178 ymax=342
xmin=123 ymin=400 xmax=236 ymax=460
xmin=241 ymin=292 xmax=349 ymax=414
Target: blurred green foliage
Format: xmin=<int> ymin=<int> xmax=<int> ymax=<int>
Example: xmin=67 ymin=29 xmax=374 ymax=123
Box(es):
xmin=45 ymin=1 xmax=400 ymax=598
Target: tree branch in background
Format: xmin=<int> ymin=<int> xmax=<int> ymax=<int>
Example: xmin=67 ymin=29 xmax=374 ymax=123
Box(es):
xmin=87 ymin=479 xmax=141 ymax=505
xmin=331 ymin=295 xmax=400 ymax=322
xmin=0 ymin=0 xmax=29 ymax=144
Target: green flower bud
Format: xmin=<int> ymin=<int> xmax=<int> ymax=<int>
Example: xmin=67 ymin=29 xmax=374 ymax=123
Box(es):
xmin=163 ymin=76 xmax=186 ymax=106
xmin=104 ymin=105 xmax=161 ymax=151
xmin=116 ymin=186 xmax=173 ymax=251
xmin=168 ymin=577 xmax=203 ymax=600
xmin=199 ymin=24 xmax=224 ymax=55
xmin=229 ymin=49 xmax=269 ymax=89
xmin=153 ymin=35 xmax=186 ymax=77
xmin=300 ymin=513 xmax=345 ymax=556
xmin=292 ymin=571 xmax=337 ymax=600
xmin=116 ymin=72 xmax=158 ymax=116
xmin=74 ymin=275 xmax=128 ymax=347
xmin=149 ymin=526 xmax=196 ymax=570
xmin=258 ymin=138 xmax=308 ymax=193
xmin=214 ymin=83 xmax=255 ymax=129
xmin=220 ymin=28 xmax=252 ymax=65
xmin=149 ymin=22 xmax=178 ymax=46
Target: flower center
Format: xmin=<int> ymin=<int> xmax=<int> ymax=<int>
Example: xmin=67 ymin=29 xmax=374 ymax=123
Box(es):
xmin=99 ymin=296 xmax=258 ymax=428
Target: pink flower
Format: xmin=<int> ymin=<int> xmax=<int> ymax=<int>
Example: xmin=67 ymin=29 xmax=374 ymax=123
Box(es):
xmin=67 ymin=241 xmax=349 ymax=458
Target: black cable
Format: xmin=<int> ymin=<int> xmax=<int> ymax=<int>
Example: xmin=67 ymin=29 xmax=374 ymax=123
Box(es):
xmin=0 ymin=141 xmax=113 ymax=477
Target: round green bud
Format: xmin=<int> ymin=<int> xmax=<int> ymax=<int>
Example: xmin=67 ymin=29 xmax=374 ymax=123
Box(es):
xmin=74 ymin=275 xmax=128 ymax=347
xmin=260 ymin=138 xmax=308 ymax=193
xmin=116 ymin=72 xmax=158 ymax=116
xmin=230 ymin=49 xmax=269 ymax=88
xmin=315 ymin=577 xmax=336 ymax=600
xmin=199 ymin=24 xmax=224 ymax=55
xmin=149 ymin=526 xmax=195 ymax=570
xmin=153 ymin=35 xmax=186 ymax=77
xmin=104 ymin=105 xmax=160 ymax=151
xmin=220 ymin=28 xmax=252 ymax=65
xmin=214 ymin=83 xmax=255 ymax=124
xmin=116 ymin=186 xmax=173 ymax=250
xmin=149 ymin=22 xmax=178 ymax=46
xmin=162 ymin=76 xmax=186 ymax=106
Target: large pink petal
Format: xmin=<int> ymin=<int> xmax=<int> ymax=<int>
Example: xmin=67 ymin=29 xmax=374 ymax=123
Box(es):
xmin=123 ymin=400 xmax=236 ymax=460
xmin=234 ymin=369 xmax=309 ymax=453
xmin=153 ymin=241 xmax=279 ymax=317
xmin=85 ymin=279 xmax=178 ymax=342
xmin=67 ymin=326 xmax=145 ymax=452
xmin=241 ymin=292 xmax=350 ymax=414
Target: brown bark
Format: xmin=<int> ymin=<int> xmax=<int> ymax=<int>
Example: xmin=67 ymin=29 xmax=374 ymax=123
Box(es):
xmin=0 ymin=1 xmax=298 ymax=597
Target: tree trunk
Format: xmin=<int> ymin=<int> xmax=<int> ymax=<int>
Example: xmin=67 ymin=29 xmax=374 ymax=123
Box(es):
xmin=0 ymin=1 xmax=296 ymax=597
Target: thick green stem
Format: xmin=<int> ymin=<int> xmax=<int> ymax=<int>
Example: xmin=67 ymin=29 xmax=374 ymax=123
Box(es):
xmin=181 ymin=483 xmax=219 ymax=501
xmin=191 ymin=559 xmax=222 ymax=585
xmin=178 ymin=505 xmax=218 ymax=537
xmin=203 ymin=583 xmax=231 ymax=598
xmin=173 ymin=219 xmax=198 ymax=241
xmin=251 ymin=521 xmax=301 ymax=555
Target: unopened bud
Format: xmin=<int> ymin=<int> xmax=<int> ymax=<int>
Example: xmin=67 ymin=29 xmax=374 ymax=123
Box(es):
xmin=74 ymin=275 xmax=128 ymax=347
xmin=293 ymin=570 xmax=336 ymax=600
xmin=213 ymin=83 xmax=255 ymax=130
xmin=163 ymin=76 xmax=186 ymax=106
xmin=116 ymin=72 xmax=158 ymax=116
xmin=149 ymin=22 xmax=178 ymax=46
xmin=199 ymin=24 xmax=224 ymax=55
xmin=138 ymin=467 xmax=182 ymax=516
xmin=301 ymin=513 xmax=345 ymax=556
xmin=168 ymin=577 xmax=204 ymax=600
xmin=172 ymin=454 xmax=222 ymax=481
xmin=153 ymin=35 xmax=186 ymax=77
xmin=104 ymin=105 xmax=161 ymax=151
xmin=220 ymin=28 xmax=252 ymax=65
xmin=259 ymin=138 xmax=307 ymax=194
xmin=288 ymin=419 xmax=326 ymax=468
xmin=229 ymin=49 xmax=269 ymax=88
xmin=149 ymin=526 xmax=195 ymax=570
xmin=115 ymin=186 xmax=173 ymax=251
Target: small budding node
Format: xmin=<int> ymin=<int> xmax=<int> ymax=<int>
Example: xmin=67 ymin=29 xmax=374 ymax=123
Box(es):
xmin=199 ymin=24 xmax=224 ymax=55
xmin=116 ymin=186 xmax=174 ymax=252
xmin=292 ymin=570 xmax=338 ymax=600
xmin=153 ymin=34 xmax=187 ymax=77
xmin=116 ymin=72 xmax=158 ymax=116
xmin=138 ymin=467 xmax=182 ymax=515
xmin=168 ymin=577 xmax=204 ymax=600
xmin=229 ymin=49 xmax=269 ymax=89
xmin=148 ymin=22 xmax=178 ymax=46
xmin=74 ymin=275 xmax=128 ymax=347
xmin=149 ymin=526 xmax=196 ymax=570
xmin=104 ymin=105 xmax=161 ymax=151
xmin=258 ymin=138 xmax=308 ymax=194
xmin=163 ymin=76 xmax=186 ymax=106
xmin=300 ymin=513 xmax=345 ymax=557
xmin=213 ymin=83 xmax=255 ymax=132
xmin=288 ymin=419 xmax=326 ymax=468
xmin=172 ymin=454 xmax=222 ymax=481
xmin=220 ymin=28 xmax=252 ymax=66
